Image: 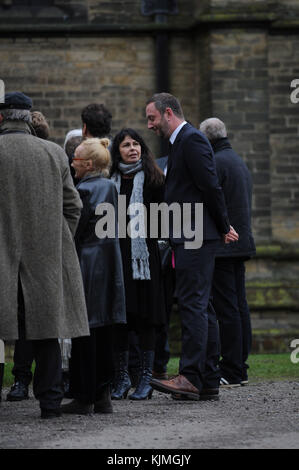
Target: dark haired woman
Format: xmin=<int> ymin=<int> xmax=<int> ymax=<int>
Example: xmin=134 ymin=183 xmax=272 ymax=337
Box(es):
xmin=110 ymin=128 xmax=166 ymax=400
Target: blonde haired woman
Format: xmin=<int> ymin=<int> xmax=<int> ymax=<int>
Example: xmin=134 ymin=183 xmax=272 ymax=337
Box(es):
xmin=61 ymin=138 xmax=126 ymax=415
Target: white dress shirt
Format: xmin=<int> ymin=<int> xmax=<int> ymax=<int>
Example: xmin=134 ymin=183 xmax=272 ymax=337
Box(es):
xmin=169 ymin=120 xmax=187 ymax=145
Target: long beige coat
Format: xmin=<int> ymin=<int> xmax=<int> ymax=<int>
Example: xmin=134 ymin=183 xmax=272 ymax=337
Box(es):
xmin=0 ymin=120 xmax=90 ymax=340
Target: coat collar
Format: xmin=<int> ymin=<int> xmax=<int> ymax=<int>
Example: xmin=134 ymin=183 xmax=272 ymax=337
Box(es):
xmin=211 ymin=137 xmax=232 ymax=153
xmin=76 ymin=172 xmax=102 ymax=186
xmin=0 ymin=120 xmax=32 ymax=135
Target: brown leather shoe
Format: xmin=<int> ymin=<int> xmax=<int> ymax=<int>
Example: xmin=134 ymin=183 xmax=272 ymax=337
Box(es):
xmin=150 ymin=374 xmax=199 ymax=400
xmin=172 ymin=388 xmax=219 ymax=401
xmin=152 ymin=370 xmax=168 ymax=380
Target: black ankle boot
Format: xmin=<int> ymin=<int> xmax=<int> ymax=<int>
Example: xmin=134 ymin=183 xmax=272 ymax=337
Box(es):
xmin=94 ymin=384 xmax=113 ymax=413
xmin=111 ymin=351 xmax=132 ymax=400
xmin=129 ymin=350 xmax=154 ymax=400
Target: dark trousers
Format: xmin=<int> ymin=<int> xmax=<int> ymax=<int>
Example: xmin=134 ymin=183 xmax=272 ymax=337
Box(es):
xmin=117 ymin=322 xmax=156 ymax=353
xmin=153 ymin=265 xmax=175 ymax=373
xmin=69 ymin=326 xmax=114 ymax=405
xmin=174 ymin=241 xmax=220 ymax=391
xmin=12 ymin=339 xmax=34 ymax=386
xmin=212 ymin=258 xmax=252 ymax=383
xmin=153 ymin=325 xmax=170 ymax=373
xmin=18 ymin=285 xmax=63 ymax=410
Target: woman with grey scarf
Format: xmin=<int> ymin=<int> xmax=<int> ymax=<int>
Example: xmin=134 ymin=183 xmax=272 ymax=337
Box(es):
xmin=110 ymin=128 xmax=166 ymax=400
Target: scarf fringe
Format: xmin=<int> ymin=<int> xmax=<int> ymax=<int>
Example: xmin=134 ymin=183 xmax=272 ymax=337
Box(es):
xmin=58 ymin=338 xmax=72 ymax=370
xmin=111 ymin=171 xmax=151 ymax=281
xmin=132 ymin=258 xmax=151 ymax=280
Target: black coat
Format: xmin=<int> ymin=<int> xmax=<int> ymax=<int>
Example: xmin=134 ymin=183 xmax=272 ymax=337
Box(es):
xmin=117 ymin=176 xmax=166 ymax=326
xmin=212 ymin=138 xmax=256 ymax=258
xmin=75 ymin=174 xmax=126 ymax=328
xmin=165 ymin=123 xmax=230 ymax=243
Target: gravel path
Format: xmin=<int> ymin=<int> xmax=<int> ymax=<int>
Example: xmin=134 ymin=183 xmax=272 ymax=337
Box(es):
xmin=0 ymin=380 xmax=298 ymax=449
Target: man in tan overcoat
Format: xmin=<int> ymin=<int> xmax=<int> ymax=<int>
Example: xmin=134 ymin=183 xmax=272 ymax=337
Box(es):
xmin=0 ymin=92 xmax=90 ymax=418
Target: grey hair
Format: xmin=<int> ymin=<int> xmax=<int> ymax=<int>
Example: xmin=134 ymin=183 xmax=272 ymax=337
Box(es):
xmin=0 ymin=108 xmax=32 ymax=124
xmin=199 ymin=117 xmax=227 ymax=142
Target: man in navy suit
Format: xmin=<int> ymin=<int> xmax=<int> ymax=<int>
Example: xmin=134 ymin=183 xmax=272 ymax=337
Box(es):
xmin=146 ymin=93 xmax=238 ymax=400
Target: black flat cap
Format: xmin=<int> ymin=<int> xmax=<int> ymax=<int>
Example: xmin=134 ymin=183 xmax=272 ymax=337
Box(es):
xmin=0 ymin=92 xmax=33 ymax=110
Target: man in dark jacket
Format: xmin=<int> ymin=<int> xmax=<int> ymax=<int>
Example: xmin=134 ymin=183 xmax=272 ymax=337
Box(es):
xmin=146 ymin=93 xmax=238 ymax=400
xmin=200 ymin=117 xmax=256 ymax=387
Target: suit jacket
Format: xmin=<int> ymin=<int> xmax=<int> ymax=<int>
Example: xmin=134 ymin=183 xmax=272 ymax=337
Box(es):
xmin=164 ymin=123 xmax=230 ymax=243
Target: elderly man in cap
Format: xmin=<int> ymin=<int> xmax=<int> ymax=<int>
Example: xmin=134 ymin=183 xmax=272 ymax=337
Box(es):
xmin=0 ymin=92 xmax=89 ymax=418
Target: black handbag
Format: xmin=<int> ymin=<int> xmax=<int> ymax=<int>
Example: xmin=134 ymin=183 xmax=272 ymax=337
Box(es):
xmin=158 ymin=239 xmax=173 ymax=273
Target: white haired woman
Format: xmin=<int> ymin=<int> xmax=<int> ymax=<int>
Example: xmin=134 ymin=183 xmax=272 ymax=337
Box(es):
xmin=61 ymin=138 xmax=126 ymax=415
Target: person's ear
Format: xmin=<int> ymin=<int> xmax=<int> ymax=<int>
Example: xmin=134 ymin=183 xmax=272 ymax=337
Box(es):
xmin=165 ymin=107 xmax=173 ymax=120
xmin=85 ymin=158 xmax=93 ymax=169
xmin=82 ymin=123 xmax=87 ymax=138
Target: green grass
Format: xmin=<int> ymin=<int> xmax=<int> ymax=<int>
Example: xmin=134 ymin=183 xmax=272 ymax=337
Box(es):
xmin=167 ymin=353 xmax=299 ymax=382
xmin=2 ymin=353 xmax=298 ymax=387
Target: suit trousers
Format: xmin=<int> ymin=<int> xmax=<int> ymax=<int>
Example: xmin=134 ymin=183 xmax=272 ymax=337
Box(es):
xmin=212 ymin=258 xmax=252 ymax=383
xmin=173 ymin=240 xmax=221 ymax=391
xmin=69 ymin=326 xmax=114 ymax=405
xmin=18 ymin=285 xmax=63 ymax=410
xmin=153 ymin=265 xmax=175 ymax=373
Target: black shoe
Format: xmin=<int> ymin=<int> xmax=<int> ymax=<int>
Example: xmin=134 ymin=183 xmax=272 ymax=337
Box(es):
xmin=220 ymin=377 xmax=241 ymax=388
xmin=7 ymin=381 xmax=29 ymax=401
xmin=199 ymin=388 xmax=219 ymax=401
xmin=94 ymin=385 xmax=113 ymax=414
xmin=61 ymin=399 xmax=93 ymax=415
xmin=41 ymin=408 xmax=62 ymax=419
xmin=241 ymin=380 xmax=249 ymax=386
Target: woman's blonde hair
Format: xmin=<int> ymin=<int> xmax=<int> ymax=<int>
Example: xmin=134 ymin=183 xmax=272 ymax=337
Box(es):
xmin=78 ymin=137 xmax=111 ymax=177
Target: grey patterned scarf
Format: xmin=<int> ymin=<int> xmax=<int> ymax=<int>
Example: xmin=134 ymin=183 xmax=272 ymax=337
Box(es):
xmin=111 ymin=162 xmax=151 ymax=280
